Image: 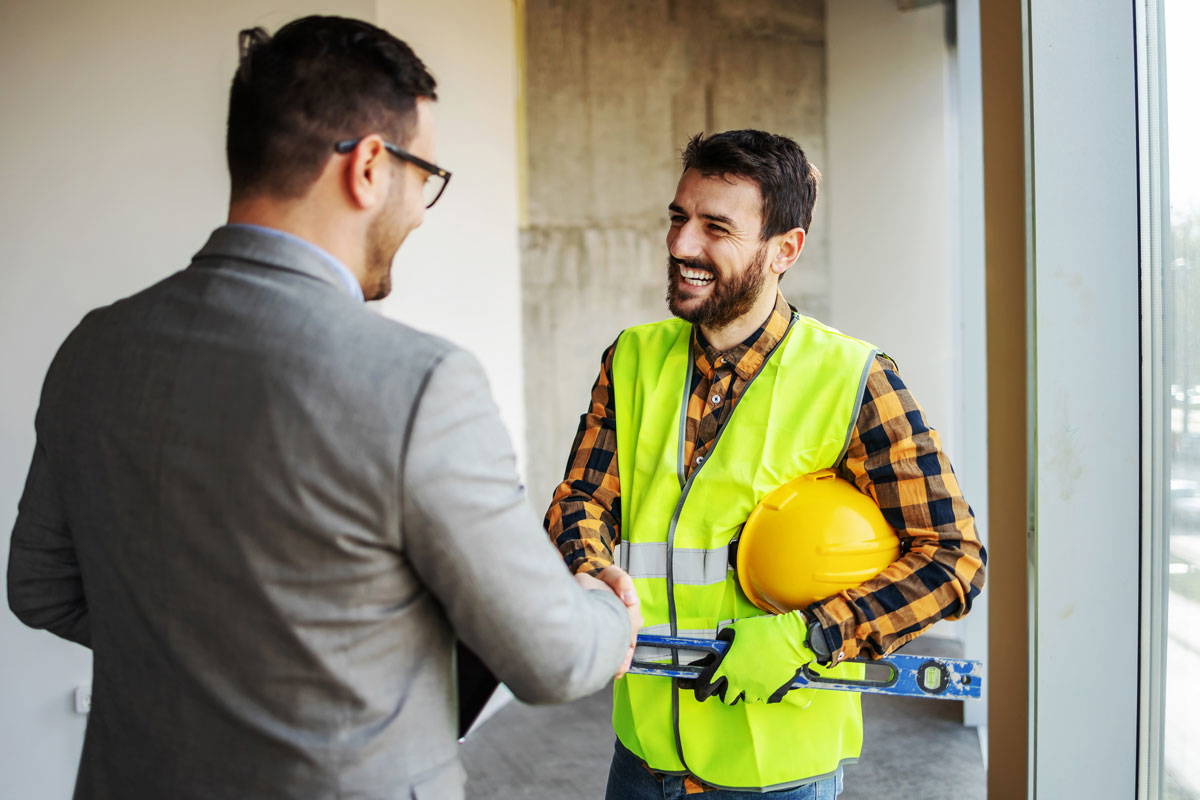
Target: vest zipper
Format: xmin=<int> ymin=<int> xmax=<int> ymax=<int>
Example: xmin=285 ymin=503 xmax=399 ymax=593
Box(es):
xmin=666 ymin=357 xmax=696 ymax=779
xmin=666 ymin=356 xmax=694 ymax=639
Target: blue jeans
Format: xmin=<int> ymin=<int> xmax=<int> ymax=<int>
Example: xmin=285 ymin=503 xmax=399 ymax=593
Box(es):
xmin=605 ymin=740 xmax=843 ymax=799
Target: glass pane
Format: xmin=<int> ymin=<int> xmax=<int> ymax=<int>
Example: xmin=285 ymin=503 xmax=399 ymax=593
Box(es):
xmin=1163 ymin=1 xmax=1200 ymax=796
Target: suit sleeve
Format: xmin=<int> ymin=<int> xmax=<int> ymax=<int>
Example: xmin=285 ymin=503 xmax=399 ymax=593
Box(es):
xmin=401 ymin=348 xmax=630 ymax=705
xmin=8 ymin=439 xmax=91 ymax=648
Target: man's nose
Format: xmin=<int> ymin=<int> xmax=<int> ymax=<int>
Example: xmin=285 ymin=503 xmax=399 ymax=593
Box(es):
xmin=668 ymin=223 xmax=702 ymax=260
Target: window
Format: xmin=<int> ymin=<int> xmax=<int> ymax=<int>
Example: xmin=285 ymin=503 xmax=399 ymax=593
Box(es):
xmin=1144 ymin=1 xmax=1200 ymax=797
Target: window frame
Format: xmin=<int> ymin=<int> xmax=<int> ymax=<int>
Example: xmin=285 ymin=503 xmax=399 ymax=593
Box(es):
xmin=1025 ymin=0 xmax=1143 ymax=796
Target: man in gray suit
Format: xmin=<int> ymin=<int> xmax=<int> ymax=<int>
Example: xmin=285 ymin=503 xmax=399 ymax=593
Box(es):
xmin=7 ymin=16 xmax=639 ymax=800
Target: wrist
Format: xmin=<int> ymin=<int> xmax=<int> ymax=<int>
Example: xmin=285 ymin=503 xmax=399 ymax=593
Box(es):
xmin=802 ymin=611 xmax=832 ymax=664
xmin=571 ymin=557 xmax=611 ymax=577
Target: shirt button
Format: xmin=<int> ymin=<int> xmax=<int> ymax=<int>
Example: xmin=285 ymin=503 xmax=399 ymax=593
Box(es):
xmin=710 ymin=394 xmax=722 ymax=405
xmin=714 ymin=356 xmax=724 ymax=366
xmin=695 ymin=455 xmax=705 ymax=466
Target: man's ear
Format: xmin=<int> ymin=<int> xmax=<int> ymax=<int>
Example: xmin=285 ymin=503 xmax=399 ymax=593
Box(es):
xmin=343 ymin=135 xmax=390 ymax=210
xmin=770 ymin=227 xmax=806 ymax=276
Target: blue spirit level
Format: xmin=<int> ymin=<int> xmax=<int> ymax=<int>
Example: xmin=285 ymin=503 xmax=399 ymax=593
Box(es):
xmin=629 ymin=634 xmax=982 ymax=700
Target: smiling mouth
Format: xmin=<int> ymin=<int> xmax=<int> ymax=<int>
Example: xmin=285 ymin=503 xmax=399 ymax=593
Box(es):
xmin=677 ymin=265 xmax=715 ymax=287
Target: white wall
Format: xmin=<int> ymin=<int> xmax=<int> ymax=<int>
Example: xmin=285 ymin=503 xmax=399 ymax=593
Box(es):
xmin=827 ymin=0 xmax=958 ymax=453
xmin=0 ymin=3 xmax=521 ymax=797
xmin=375 ymin=0 xmax=525 ymax=461
xmin=826 ymin=1 xmax=965 ymax=644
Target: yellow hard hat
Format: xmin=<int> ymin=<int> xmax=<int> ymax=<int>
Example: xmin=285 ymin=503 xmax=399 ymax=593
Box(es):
xmin=736 ymin=470 xmax=901 ymax=614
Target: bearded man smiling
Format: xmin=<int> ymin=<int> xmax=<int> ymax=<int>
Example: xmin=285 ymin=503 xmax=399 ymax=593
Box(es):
xmin=543 ymin=129 xmax=986 ymax=799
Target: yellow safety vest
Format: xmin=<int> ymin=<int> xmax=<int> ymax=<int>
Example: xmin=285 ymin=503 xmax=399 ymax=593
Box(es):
xmin=611 ymin=311 xmax=877 ymax=791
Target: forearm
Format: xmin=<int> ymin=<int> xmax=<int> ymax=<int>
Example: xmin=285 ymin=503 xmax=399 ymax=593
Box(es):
xmin=545 ymin=483 xmax=620 ymax=575
xmin=404 ymin=348 xmax=630 ymax=704
xmin=7 ymin=442 xmax=91 ymax=648
xmin=543 ymin=338 xmax=623 ymax=575
xmin=808 ymin=359 xmax=987 ymax=662
xmin=806 ymin=507 xmax=985 ymax=661
xmin=417 ymin=484 xmax=630 ymax=704
xmin=7 ymin=531 xmax=91 ymax=647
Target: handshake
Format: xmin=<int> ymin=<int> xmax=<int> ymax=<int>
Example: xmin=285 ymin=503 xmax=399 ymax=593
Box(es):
xmin=573 ymin=568 xmax=825 ymax=704
xmin=574 ymin=566 xmax=643 ymax=678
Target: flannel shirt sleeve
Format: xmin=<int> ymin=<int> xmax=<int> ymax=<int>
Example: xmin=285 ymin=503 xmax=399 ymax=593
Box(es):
xmin=806 ymin=357 xmax=987 ymax=662
xmin=543 ymin=339 xmax=622 ymax=576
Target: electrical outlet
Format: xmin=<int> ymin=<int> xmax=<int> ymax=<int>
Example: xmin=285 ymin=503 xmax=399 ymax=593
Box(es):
xmin=74 ymin=684 xmax=91 ymax=715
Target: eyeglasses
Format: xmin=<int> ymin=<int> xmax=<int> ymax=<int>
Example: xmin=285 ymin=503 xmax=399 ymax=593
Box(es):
xmin=333 ymin=138 xmax=452 ymax=209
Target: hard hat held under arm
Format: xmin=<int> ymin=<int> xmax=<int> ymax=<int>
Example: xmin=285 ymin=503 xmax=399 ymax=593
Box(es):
xmin=655 ymin=467 xmax=892 ymax=700
xmin=692 ymin=467 xmax=965 ymax=705
xmin=733 ymin=470 xmax=901 ymax=616
xmin=796 ymin=364 xmax=988 ymax=663
xmin=714 ymin=365 xmax=987 ymax=669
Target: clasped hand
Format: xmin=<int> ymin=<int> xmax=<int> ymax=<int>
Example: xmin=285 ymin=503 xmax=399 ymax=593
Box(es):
xmin=573 ymin=566 xmax=642 ymax=678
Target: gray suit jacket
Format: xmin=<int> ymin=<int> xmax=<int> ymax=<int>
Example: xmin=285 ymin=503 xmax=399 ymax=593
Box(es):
xmin=7 ymin=226 xmax=630 ymax=800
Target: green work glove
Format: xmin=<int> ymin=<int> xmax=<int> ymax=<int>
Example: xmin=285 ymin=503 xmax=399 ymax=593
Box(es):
xmin=693 ymin=612 xmax=818 ymax=706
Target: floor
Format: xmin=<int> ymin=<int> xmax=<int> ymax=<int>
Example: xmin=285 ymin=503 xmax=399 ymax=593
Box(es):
xmin=461 ymin=638 xmax=985 ymax=799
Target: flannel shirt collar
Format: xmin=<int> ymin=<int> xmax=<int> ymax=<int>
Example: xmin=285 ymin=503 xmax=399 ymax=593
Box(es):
xmin=693 ymin=291 xmax=795 ymax=381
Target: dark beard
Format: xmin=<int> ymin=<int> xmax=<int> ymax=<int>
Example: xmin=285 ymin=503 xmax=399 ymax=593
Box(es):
xmin=666 ymin=245 xmax=769 ymax=328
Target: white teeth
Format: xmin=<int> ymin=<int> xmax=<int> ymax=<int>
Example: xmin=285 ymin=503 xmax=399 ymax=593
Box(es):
xmin=679 ymin=266 xmax=714 ymax=286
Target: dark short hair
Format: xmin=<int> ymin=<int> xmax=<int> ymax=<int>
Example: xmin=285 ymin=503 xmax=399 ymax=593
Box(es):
xmin=227 ymin=16 xmax=437 ymax=201
xmin=680 ymin=130 xmax=819 ymax=239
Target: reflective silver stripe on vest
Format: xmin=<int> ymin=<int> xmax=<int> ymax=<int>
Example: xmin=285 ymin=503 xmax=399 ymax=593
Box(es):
xmin=632 ymin=620 xmax=736 ymax=662
xmin=622 ymin=541 xmax=730 ymax=585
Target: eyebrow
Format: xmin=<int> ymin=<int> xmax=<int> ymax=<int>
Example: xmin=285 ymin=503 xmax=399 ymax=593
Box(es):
xmin=667 ymin=204 xmax=736 ymax=227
